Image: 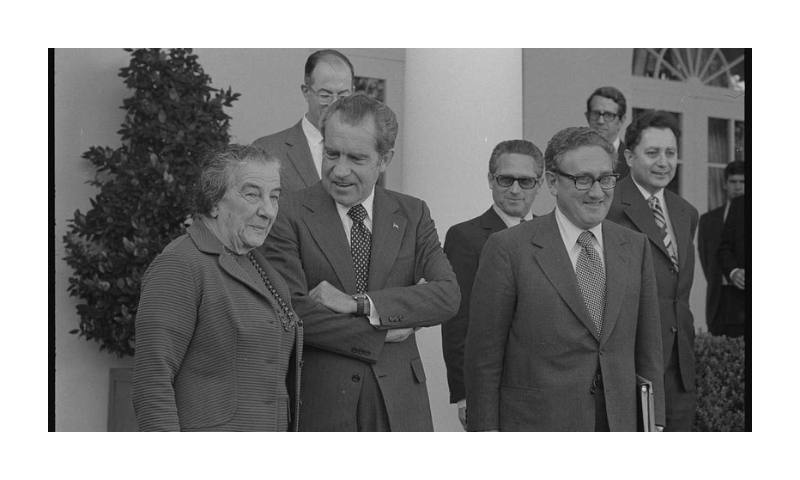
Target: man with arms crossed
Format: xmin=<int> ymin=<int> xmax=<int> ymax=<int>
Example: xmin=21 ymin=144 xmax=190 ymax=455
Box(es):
xmin=262 ymin=94 xmax=459 ymax=431
xmin=465 ymin=127 xmax=664 ymax=431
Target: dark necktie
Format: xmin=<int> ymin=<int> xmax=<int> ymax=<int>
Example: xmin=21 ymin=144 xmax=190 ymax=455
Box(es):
xmin=647 ymin=196 xmax=679 ymax=271
xmin=576 ymin=231 xmax=605 ymax=336
xmin=348 ymin=204 xmax=371 ymax=294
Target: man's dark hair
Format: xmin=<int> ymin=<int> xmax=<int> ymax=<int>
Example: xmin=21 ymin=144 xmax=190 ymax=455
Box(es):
xmin=488 ymin=140 xmax=544 ymax=174
xmin=545 ymin=127 xmax=615 ymax=172
xmin=624 ymin=110 xmax=681 ymax=151
xmin=304 ymin=49 xmax=355 ymax=85
xmin=586 ymin=86 xmax=627 ymax=117
xmin=724 ymin=160 xmax=745 ymax=179
xmin=320 ymin=93 xmax=398 ymax=157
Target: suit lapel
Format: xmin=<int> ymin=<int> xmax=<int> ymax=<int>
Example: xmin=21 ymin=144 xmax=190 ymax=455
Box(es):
xmin=598 ymin=221 xmax=628 ymax=346
xmin=664 ymin=190 xmax=692 ymax=271
xmin=619 ymin=178 xmax=670 ymax=260
xmin=532 ymin=213 xmax=600 ymax=341
xmin=368 ymin=187 xmax=406 ymax=290
xmin=302 ymin=184 xmax=358 ymax=293
xmin=286 ymin=121 xmax=320 ymax=187
xmin=480 ymin=207 xmax=507 ymax=239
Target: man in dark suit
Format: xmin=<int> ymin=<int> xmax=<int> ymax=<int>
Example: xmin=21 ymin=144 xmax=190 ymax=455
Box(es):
xmin=586 ymin=86 xmax=630 ymax=179
xmin=441 ymin=139 xmax=544 ymax=430
xmin=607 ymin=110 xmax=699 ymax=431
xmin=465 ymin=127 xmax=665 ymax=432
xmin=253 ymin=49 xmax=354 ymax=193
xmin=718 ymin=194 xmax=747 ymax=338
xmin=698 ymin=160 xmax=745 ymax=336
xmin=262 ymin=93 xmax=460 ymax=431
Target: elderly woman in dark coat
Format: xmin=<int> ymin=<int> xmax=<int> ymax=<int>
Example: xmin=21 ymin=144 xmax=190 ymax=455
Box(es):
xmin=133 ymin=144 xmax=302 ymax=431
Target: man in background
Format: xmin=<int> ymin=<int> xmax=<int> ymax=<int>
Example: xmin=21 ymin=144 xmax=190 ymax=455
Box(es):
xmin=253 ymin=49 xmax=354 ymax=193
xmin=586 ymin=86 xmax=630 ymax=179
xmin=698 ymin=160 xmax=745 ymax=336
xmin=718 ymin=194 xmax=747 ymax=338
xmin=441 ymin=139 xmax=544 ymax=430
xmin=607 ymin=110 xmax=699 ymax=431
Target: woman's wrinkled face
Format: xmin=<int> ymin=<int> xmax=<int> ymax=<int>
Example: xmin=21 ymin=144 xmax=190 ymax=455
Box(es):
xmin=211 ymin=161 xmax=281 ymax=254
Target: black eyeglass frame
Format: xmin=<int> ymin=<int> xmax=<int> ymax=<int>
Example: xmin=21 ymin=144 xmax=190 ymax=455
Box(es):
xmin=586 ymin=110 xmax=620 ymax=122
xmin=492 ymin=174 xmax=541 ymax=189
xmin=551 ymin=170 xmax=619 ymax=191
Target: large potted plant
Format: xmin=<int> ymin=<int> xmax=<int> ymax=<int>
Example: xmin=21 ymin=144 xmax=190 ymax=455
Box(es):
xmin=62 ymin=48 xmax=239 ymax=428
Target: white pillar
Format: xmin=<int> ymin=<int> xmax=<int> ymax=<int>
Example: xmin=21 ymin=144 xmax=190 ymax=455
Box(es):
xmin=402 ymin=48 xmax=523 ymax=432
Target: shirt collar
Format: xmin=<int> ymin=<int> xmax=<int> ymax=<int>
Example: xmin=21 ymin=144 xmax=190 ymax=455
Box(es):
xmin=613 ymin=137 xmax=621 ymax=152
xmin=554 ymin=206 xmax=604 ymax=251
xmin=631 ymin=175 xmax=665 ymax=205
xmin=492 ymin=204 xmax=533 ymax=227
xmin=335 ymin=188 xmax=376 ymax=223
xmin=301 ymin=114 xmax=323 ymax=146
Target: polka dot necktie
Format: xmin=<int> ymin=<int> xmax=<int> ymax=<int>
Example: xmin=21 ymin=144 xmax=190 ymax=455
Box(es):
xmin=647 ymin=196 xmax=679 ymax=271
xmin=348 ymin=204 xmax=371 ymax=294
xmin=576 ymin=231 xmax=605 ymax=336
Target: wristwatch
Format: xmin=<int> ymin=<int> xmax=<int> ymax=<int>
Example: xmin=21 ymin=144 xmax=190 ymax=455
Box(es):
xmin=353 ymin=294 xmax=371 ymax=317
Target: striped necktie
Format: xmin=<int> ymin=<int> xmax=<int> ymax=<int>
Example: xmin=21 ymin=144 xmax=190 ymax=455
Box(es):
xmin=647 ymin=196 xmax=679 ymax=271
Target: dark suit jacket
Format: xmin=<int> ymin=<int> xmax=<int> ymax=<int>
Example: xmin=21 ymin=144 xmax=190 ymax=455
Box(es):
xmin=442 ymin=207 xmax=510 ymax=404
xmin=261 ymin=183 xmax=460 ymax=431
xmin=253 ymin=120 xmax=319 ymax=193
xmin=719 ymin=195 xmax=746 ymax=280
xmin=464 ymin=212 xmax=665 ymax=431
xmin=133 ymin=221 xmax=303 ymax=431
xmin=698 ymin=204 xmax=726 ymax=331
xmin=615 ymin=140 xmax=630 ymax=179
xmin=607 ymin=177 xmax=699 ymax=392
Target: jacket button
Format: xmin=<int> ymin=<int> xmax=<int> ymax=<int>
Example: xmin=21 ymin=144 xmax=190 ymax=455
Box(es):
xmin=671 ymin=327 xmax=678 ymax=333
xmin=352 ymin=375 xmax=361 ymax=382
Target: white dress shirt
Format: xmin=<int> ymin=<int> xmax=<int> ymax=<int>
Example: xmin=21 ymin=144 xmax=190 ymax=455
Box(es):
xmin=554 ymin=206 xmax=605 ymax=273
xmin=301 ymin=115 xmax=323 ymax=179
xmin=630 ymin=177 xmax=678 ymax=264
xmin=492 ymin=204 xmax=533 ymax=227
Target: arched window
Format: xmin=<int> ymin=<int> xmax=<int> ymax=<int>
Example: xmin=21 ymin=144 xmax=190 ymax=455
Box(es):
xmin=632 ymin=48 xmax=745 ymax=91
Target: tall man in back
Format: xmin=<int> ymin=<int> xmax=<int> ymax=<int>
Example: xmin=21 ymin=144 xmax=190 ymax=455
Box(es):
xmin=253 ymin=49 xmax=354 ymax=193
xmin=607 ymin=110 xmax=699 ymax=431
xmin=698 ymin=160 xmax=745 ymax=336
xmin=465 ymin=127 xmax=664 ymax=431
xmin=441 ymin=139 xmax=544 ymax=430
xmin=262 ymin=93 xmax=460 ymax=431
xmin=586 ymin=86 xmax=630 ymax=179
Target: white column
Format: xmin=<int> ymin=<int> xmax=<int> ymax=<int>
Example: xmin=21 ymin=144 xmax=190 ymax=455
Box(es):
xmin=402 ymin=48 xmax=523 ymax=432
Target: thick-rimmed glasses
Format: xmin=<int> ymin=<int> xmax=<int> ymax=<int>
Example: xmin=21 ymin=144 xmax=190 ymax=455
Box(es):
xmin=305 ymin=85 xmax=352 ymax=105
xmin=586 ymin=110 xmax=620 ymax=122
xmin=492 ymin=174 xmax=540 ymax=189
xmin=552 ymin=170 xmax=619 ymax=190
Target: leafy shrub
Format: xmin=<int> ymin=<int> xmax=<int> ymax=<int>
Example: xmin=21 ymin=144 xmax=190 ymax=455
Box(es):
xmin=693 ymin=332 xmax=746 ymax=431
xmin=62 ymin=48 xmax=240 ymax=357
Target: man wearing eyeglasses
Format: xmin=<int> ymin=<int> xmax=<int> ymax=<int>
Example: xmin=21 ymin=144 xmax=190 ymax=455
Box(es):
xmin=253 ymin=49 xmax=354 ymax=193
xmin=607 ymin=110 xmax=699 ymax=431
xmin=586 ymin=86 xmax=630 ymax=179
xmin=465 ymin=127 xmax=665 ymax=431
xmin=441 ymin=140 xmax=544 ymax=430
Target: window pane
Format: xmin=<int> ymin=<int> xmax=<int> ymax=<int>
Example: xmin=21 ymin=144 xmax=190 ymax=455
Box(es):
xmin=708 ymin=117 xmax=729 ymax=165
xmin=707 ymin=167 xmax=727 ymax=211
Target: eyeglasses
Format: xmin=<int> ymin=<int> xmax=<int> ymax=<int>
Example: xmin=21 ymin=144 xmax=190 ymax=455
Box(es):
xmin=552 ymin=170 xmax=619 ymax=191
xmin=493 ymin=174 xmax=540 ymax=189
xmin=305 ymin=85 xmax=352 ymax=105
xmin=587 ymin=110 xmax=620 ymax=122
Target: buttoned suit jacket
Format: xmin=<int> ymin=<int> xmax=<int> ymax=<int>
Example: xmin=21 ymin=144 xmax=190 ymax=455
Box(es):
xmin=261 ymin=182 xmax=460 ymax=431
xmin=253 ymin=120 xmax=319 ymax=193
xmin=698 ymin=204 xmax=726 ymax=332
xmin=133 ymin=221 xmax=303 ymax=431
xmin=607 ymin=177 xmax=699 ymax=392
xmin=464 ymin=212 xmax=665 ymax=431
xmin=441 ymin=207 xmax=512 ymax=404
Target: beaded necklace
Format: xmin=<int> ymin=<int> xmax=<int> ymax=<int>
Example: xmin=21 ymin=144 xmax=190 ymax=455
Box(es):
xmin=245 ymin=252 xmax=301 ymax=332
